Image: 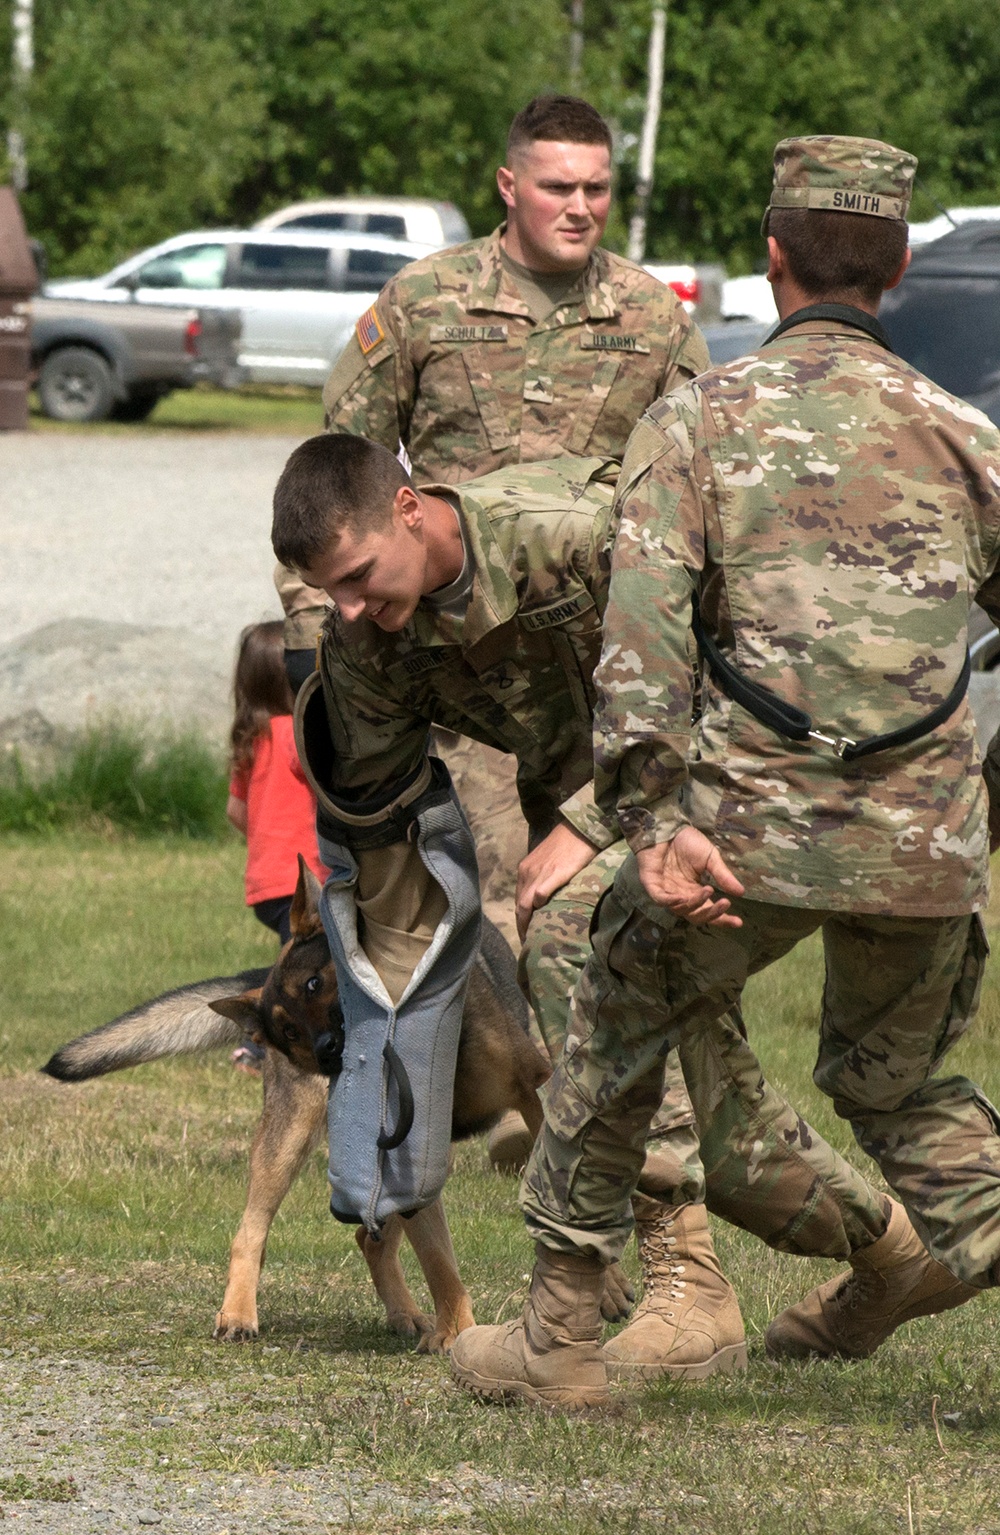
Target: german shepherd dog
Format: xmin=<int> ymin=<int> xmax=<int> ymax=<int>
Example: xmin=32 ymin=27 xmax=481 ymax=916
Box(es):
xmin=42 ymin=861 xmax=556 ymax=1354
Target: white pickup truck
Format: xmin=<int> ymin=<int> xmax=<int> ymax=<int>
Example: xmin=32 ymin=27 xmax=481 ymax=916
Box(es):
xmin=45 ymin=228 xmax=426 ymax=388
xmin=30 ymin=293 xmax=242 ymax=422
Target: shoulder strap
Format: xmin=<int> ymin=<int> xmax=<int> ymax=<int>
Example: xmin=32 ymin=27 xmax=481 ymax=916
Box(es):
xmin=691 ymin=594 xmax=811 ymax=741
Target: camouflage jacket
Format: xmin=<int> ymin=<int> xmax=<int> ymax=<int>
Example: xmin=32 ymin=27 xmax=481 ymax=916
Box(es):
xmin=278 ymin=229 xmax=708 ymax=652
xmin=597 ymin=315 xmax=1000 ymax=917
xmin=307 ymin=458 xmax=621 ymax=851
xmin=322 ymin=227 xmax=708 ymax=477
xmin=280 ymin=229 xmax=706 ymax=650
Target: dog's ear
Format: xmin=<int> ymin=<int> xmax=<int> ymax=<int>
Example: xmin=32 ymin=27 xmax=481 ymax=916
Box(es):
xmin=290 ymin=854 xmax=324 ymax=938
xmin=210 ymin=990 xmax=264 ymax=1033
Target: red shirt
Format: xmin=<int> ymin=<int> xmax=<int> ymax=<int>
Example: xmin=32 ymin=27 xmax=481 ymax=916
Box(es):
xmin=229 ymin=714 xmax=328 ymax=904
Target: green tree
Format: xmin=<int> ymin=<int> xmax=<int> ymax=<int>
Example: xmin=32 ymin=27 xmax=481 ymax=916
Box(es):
xmin=16 ymin=0 xmax=269 ymax=271
xmin=608 ymin=0 xmax=1000 ymax=271
xmin=7 ymin=0 xmax=570 ymax=272
xmin=225 ymin=0 xmax=569 ymax=234
xmin=5 ymin=0 xmax=1000 ymax=277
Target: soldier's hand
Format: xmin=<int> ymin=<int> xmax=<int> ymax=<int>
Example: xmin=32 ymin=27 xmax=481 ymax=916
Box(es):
xmin=516 ymin=822 xmax=598 ymax=941
xmin=636 ymin=828 xmax=745 ymax=928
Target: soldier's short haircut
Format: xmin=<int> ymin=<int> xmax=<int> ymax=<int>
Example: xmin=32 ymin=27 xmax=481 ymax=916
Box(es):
xmin=507 ymin=95 xmax=612 ymax=162
xmin=271 ymin=434 xmax=410 ymax=570
xmin=769 ymin=208 xmax=909 ymax=307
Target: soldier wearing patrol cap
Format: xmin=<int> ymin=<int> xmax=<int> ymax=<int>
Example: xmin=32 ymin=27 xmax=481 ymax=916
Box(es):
xmin=451 ymin=134 xmax=1000 ymax=1410
xmin=275 ymin=429 xmax=920 ymax=1387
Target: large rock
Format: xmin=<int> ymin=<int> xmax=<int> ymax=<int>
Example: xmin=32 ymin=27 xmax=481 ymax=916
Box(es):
xmin=0 ymin=618 xmax=232 ymax=756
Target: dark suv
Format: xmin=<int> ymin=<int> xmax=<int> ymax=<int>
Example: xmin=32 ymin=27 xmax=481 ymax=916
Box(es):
xmin=881 ymin=220 xmax=1000 ymax=425
xmin=881 ymin=222 xmax=1000 ymax=689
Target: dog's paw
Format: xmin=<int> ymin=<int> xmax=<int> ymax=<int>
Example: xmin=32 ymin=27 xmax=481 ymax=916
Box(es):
xmin=416 ymin=1303 xmax=475 ymax=1356
xmin=213 ymin=1313 xmax=259 ymax=1343
xmin=385 ymin=1308 xmax=435 ymax=1342
xmin=417 ymin=1326 xmax=457 ymax=1356
xmin=600 ymin=1261 xmax=635 ymax=1323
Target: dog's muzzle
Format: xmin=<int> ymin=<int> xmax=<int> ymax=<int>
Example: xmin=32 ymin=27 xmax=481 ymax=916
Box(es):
xmin=313 ymin=1012 xmax=345 ymax=1076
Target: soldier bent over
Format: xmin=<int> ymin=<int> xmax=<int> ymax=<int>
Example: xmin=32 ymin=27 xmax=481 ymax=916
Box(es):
xmin=272 ymin=432 xmax=922 ymax=1381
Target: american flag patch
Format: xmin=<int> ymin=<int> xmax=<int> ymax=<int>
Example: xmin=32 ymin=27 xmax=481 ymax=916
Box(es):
xmin=356 ymin=305 xmax=385 ymax=355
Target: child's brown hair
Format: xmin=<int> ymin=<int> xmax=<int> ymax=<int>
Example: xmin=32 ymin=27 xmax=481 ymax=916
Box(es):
xmin=230 ymin=621 xmax=294 ymax=775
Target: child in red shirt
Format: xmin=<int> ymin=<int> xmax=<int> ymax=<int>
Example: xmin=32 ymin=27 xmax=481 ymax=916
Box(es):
xmin=227 ymin=619 xmax=328 ymax=946
xmin=227 ymin=621 xmax=327 ymax=1074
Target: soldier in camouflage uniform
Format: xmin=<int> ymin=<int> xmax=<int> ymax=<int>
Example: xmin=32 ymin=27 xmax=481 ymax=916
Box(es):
xmin=275 ymin=433 xmax=908 ymax=1381
xmin=452 ymin=135 xmax=1000 ymax=1411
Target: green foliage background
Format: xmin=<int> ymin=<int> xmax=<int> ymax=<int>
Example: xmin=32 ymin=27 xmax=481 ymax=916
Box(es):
xmin=3 ymin=0 xmax=1000 ymax=276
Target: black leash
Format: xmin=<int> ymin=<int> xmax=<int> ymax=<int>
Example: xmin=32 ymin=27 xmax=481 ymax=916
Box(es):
xmin=691 ymin=307 xmax=965 ymax=759
xmin=691 ymin=593 xmax=970 ymax=762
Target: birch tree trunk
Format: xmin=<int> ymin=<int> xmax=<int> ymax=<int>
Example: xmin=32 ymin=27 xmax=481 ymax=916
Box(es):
xmin=569 ymin=0 xmax=585 ymax=91
xmin=7 ymin=0 xmax=34 ymax=191
xmin=627 ymin=0 xmax=667 ymax=264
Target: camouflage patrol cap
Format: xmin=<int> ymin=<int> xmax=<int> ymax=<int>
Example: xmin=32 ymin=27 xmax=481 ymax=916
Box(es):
xmin=762 ymin=135 xmax=917 ymax=234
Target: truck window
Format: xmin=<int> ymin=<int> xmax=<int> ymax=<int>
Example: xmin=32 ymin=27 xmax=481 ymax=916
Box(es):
xmin=885 ymin=277 xmax=1000 ymax=403
xmin=343 ymin=248 xmax=414 ymax=292
xmin=130 ymin=244 xmax=227 ymax=289
xmin=360 ymin=214 xmax=408 ymax=240
xmin=280 ymin=213 xmax=351 ymax=232
xmin=235 ymin=243 xmax=331 ymax=289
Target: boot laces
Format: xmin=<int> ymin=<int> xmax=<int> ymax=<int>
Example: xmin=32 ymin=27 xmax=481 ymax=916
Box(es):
xmin=831 ymin=1266 xmax=878 ymax=1315
xmin=639 ymin=1218 xmax=687 ymax=1307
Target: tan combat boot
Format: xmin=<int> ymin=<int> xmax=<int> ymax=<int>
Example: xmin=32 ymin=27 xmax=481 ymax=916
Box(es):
xmin=487 ymin=1109 xmax=535 ymax=1173
xmin=765 ymin=1197 xmax=980 ymax=1360
xmin=604 ymin=1196 xmax=748 ymax=1382
xmin=450 ymin=1243 xmax=609 ymax=1409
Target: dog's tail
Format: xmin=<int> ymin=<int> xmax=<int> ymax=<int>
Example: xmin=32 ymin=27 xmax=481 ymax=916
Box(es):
xmin=42 ymin=969 xmax=271 ymax=1082
xmin=476 ymin=916 xmax=531 ymax=1032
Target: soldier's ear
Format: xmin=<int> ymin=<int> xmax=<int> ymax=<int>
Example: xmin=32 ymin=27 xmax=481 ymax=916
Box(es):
xmin=765 ymin=235 xmax=785 ymax=286
xmin=496 ymin=165 xmax=516 ymax=209
xmin=883 ymin=246 xmax=911 ymax=294
xmin=395 ymin=485 xmax=423 ymax=530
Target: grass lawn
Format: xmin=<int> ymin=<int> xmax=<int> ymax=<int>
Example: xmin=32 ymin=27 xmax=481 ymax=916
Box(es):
xmin=1 ymin=833 xmax=999 ymax=1533
xmin=28 ymin=383 xmax=325 ymax=436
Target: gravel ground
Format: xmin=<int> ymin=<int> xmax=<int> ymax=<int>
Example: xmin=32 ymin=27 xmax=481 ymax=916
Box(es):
xmin=1 ymin=1349 xmax=650 ymax=1534
xmin=1 ymin=1347 xmax=448 ymax=1532
xmin=3 ymin=430 xmax=1000 ymax=754
xmin=0 ymin=432 xmax=305 ymax=746
xmin=0 ymin=433 xmax=301 ymax=651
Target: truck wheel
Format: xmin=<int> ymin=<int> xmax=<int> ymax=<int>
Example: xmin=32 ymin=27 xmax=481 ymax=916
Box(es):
xmin=37 ymin=346 xmax=116 ymax=422
xmin=111 ymin=388 xmax=163 ymax=422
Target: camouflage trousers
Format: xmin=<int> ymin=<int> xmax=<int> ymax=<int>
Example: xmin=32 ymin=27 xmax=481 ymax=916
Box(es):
xmin=521 ymin=852 xmax=1000 ymax=1288
xmin=522 ymin=844 xmax=890 ymax=1262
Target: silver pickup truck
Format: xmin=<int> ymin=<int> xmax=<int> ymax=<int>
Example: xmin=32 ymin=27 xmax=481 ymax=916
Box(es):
xmin=30 ymin=294 xmax=242 ymax=422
